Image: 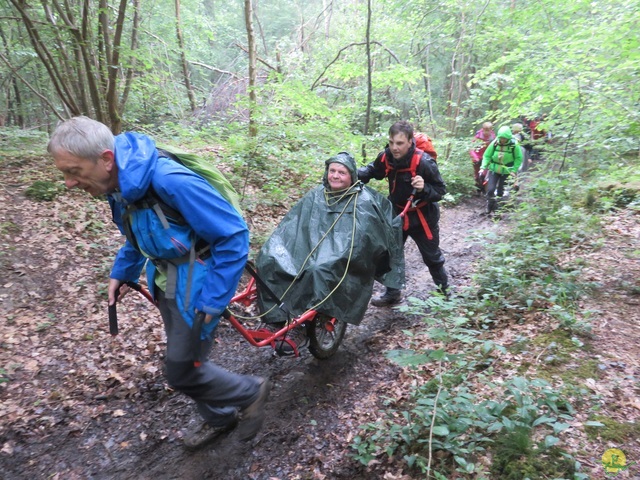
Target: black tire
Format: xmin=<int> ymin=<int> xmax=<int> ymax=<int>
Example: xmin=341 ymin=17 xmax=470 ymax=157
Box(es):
xmin=307 ymin=314 xmax=347 ymax=359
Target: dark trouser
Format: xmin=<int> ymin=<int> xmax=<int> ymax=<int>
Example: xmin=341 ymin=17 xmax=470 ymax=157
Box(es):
xmin=485 ymin=171 xmax=510 ymax=213
xmin=157 ymin=290 xmax=261 ymax=427
xmin=403 ymin=222 xmax=448 ymax=290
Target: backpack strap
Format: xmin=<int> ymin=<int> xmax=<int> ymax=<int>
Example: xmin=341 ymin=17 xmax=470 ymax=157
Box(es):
xmin=396 ymin=199 xmax=433 ymax=239
xmin=122 ymin=186 xmax=210 ymax=311
xmin=487 ymin=141 xmax=516 ymax=168
xmin=382 ymin=149 xmax=423 ymax=193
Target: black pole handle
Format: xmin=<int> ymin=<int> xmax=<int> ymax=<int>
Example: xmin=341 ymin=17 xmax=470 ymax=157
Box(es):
xmin=108 ymin=298 xmax=119 ymax=336
xmin=108 ymin=284 xmax=125 ymax=336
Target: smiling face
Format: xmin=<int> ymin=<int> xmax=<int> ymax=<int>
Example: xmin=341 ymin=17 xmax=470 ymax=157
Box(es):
xmin=388 ymin=132 xmax=412 ymax=160
xmin=326 ymin=162 xmax=352 ymax=191
xmin=53 ymin=149 xmax=118 ymax=197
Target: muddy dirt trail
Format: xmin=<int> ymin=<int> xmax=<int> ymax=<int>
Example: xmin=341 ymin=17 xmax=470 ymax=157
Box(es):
xmin=0 ymin=191 xmax=496 ymax=480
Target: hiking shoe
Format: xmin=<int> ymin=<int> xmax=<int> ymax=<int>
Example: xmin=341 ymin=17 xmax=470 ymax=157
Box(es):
xmin=183 ymin=417 xmax=238 ymax=451
xmin=275 ymin=325 xmax=308 ymax=356
xmin=371 ymin=288 xmax=402 ymax=307
xmin=437 ymin=285 xmax=451 ymax=300
xmin=237 ymin=378 xmax=272 ymax=441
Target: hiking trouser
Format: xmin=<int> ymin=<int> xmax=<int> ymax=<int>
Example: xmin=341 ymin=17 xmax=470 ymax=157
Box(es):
xmin=485 ymin=171 xmax=510 ymax=213
xmin=469 ymin=152 xmax=483 ymax=189
xmin=157 ymin=289 xmax=262 ymax=427
xmin=403 ymin=223 xmax=448 ymax=290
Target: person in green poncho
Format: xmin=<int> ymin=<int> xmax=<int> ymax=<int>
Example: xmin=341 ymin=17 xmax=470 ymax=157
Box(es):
xmin=256 ymin=152 xmax=404 ymax=355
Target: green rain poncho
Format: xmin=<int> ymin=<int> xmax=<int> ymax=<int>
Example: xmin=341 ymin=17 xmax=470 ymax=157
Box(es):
xmin=255 ymin=152 xmax=404 ymax=325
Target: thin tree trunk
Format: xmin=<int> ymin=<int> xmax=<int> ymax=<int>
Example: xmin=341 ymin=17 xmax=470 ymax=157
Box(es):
xmin=244 ymin=0 xmax=258 ymax=137
xmin=424 ymin=40 xmax=436 ymax=134
xmin=119 ymin=0 xmax=140 ymax=114
xmin=252 ymin=0 xmax=269 ymax=56
xmin=322 ymin=0 xmax=332 ymax=39
xmin=363 ymin=0 xmax=372 ymax=136
xmin=175 ymin=0 xmax=197 ymax=113
xmin=446 ymin=13 xmax=466 ymax=135
xmin=8 ymin=0 xmax=139 ymax=131
xmin=106 ymin=0 xmax=129 ymax=132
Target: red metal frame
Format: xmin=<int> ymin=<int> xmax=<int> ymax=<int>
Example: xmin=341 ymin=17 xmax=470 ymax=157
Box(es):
xmin=226 ymin=277 xmax=317 ymax=357
xmin=127 ymin=269 xmax=322 ymax=357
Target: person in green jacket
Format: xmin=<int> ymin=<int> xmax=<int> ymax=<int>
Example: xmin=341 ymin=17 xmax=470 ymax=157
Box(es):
xmin=479 ymin=125 xmax=523 ymax=214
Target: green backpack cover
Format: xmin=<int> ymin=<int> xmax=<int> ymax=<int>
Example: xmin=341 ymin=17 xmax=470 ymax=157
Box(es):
xmin=156 ymin=144 xmax=242 ymax=215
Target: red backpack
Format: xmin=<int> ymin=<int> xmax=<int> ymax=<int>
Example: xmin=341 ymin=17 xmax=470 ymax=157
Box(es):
xmin=380 ymin=132 xmax=437 ymax=179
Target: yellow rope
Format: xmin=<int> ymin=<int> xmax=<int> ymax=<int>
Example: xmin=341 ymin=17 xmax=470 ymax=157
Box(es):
xmin=231 ymin=182 xmax=362 ymax=322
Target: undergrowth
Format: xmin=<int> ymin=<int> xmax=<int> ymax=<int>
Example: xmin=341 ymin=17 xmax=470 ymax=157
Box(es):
xmin=349 ymin=156 xmax=625 ymax=478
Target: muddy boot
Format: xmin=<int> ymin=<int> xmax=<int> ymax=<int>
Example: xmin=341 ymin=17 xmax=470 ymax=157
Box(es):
xmin=487 ymin=197 xmax=497 ymax=214
xmin=183 ymin=415 xmax=238 ymax=451
xmin=371 ymin=287 xmax=402 ymax=307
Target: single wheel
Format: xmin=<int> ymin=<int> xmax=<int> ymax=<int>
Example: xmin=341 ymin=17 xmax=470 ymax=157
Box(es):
xmin=307 ymin=313 xmax=347 ymax=359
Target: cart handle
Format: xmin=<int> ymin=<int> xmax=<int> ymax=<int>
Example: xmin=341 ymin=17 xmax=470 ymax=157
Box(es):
xmin=399 ymin=188 xmax=417 ymax=218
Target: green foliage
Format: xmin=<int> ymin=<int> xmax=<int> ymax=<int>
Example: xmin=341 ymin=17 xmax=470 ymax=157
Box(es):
xmin=24 ymin=181 xmax=63 ymax=201
xmin=584 ymin=415 xmax=640 ymax=443
xmin=436 ymin=136 xmax=479 ymax=201
xmin=472 ymin=169 xmax=600 ymax=329
xmin=352 ymin=374 xmax=577 ymax=477
xmin=490 ymin=428 xmax=576 ymax=479
xmin=351 ymin=294 xmax=580 ymax=478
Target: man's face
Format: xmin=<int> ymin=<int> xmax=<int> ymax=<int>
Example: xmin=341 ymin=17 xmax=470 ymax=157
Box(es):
xmin=498 ymin=137 xmax=509 ymax=146
xmin=388 ymin=132 xmax=412 ymax=160
xmin=54 ymin=150 xmax=116 ymax=197
xmin=327 ymin=162 xmax=352 ymax=191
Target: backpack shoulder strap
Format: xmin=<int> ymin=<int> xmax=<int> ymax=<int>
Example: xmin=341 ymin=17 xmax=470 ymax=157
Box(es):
xmin=382 ymin=149 xmax=422 ymax=178
xmin=410 ymin=150 xmax=422 ymax=177
xmin=380 ymin=152 xmax=392 ymax=177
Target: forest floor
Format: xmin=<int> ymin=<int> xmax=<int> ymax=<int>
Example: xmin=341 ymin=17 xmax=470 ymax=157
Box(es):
xmin=0 ymin=150 xmax=639 ymax=479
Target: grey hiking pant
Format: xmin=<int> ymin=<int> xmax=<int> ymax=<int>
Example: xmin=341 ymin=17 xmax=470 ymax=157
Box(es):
xmin=157 ymin=289 xmax=262 ymax=427
xmin=485 ymin=171 xmax=510 ymax=213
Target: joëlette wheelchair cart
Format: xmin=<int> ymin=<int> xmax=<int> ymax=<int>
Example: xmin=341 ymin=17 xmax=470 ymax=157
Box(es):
xmin=109 ymin=261 xmax=348 ymax=360
xmin=108 ymin=189 xmax=415 ymax=360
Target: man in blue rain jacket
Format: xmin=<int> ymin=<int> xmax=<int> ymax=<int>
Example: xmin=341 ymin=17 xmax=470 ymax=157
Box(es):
xmin=48 ymin=116 xmax=270 ymax=451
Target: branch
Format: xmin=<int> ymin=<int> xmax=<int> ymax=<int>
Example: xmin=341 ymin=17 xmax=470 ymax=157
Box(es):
xmin=426 ymin=362 xmax=444 ymax=479
xmin=235 ymin=43 xmax=278 ymax=72
xmin=189 ymin=61 xmax=240 ymax=79
xmin=0 ymin=52 xmax=64 ymax=121
xmin=311 ymin=41 xmax=399 ymax=90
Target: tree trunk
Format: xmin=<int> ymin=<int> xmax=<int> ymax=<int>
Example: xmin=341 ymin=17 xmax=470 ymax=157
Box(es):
xmin=175 ymin=0 xmax=197 ymax=113
xmin=244 ymin=0 xmax=258 ymax=137
xmin=363 ymin=0 xmax=372 ymax=136
xmin=423 ymin=39 xmax=436 ymax=135
xmin=119 ymin=0 xmax=141 ymax=114
xmin=6 ymin=0 xmax=139 ymax=133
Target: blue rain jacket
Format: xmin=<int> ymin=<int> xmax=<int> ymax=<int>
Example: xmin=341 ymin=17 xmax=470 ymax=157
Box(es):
xmin=107 ymin=132 xmax=249 ymax=337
